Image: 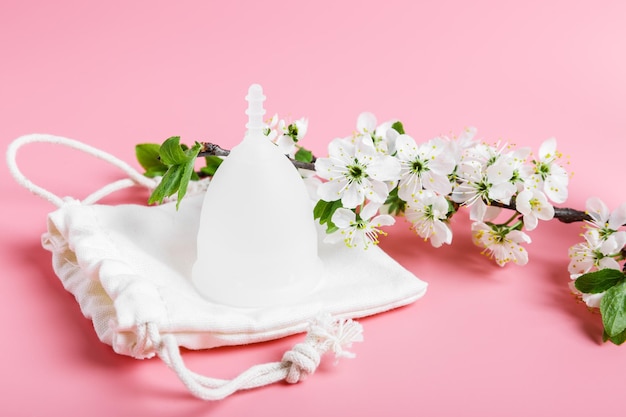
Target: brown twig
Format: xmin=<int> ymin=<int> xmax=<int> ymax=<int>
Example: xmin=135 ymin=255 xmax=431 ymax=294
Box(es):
xmin=491 ymin=200 xmax=592 ymax=224
xmin=198 ymin=142 xmax=316 ymax=171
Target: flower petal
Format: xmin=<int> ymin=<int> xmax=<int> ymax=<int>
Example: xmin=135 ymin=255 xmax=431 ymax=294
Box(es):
xmin=398 ymin=175 xmax=421 ymax=201
xmin=430 ymin=221 xmax=453 ymax=247
xmin=489 ymin=181 xmax=516 ymax=204
xmin=483 ymin=205 xmax=502 ymax=222
xmin=317 ymin=179 xmax=346 ymax=202
xmin=342 ymin=183 xmax=364 ymax=208
xmin=331 ymin=208 xmax=356 ymax=228
xmin=586 ymin=197 xmax=609 ymax=225
xmin=599 ymin=257 xmax=622 ymax=271
xmin=372 ymin=214 xmax=395 ymax=227
xmin=422 ymin=171 xmax=452 ymax=195
xmin=357 ymin=112 xmax=377 ymax=134
xmin=294 ymin=118 xmax=308 ymax=139
xmin=538 ymin=137 xmax=557 ymax=161
xmin=314 ymin=157 xmax=337 ymax=180
xmin=395 ymin=134 xmax=419 ymax=161
xmin=276 ymin=135 xmax=295 ymax=155
xmin=367 ymin=179 xmax=391 ymax=204
xmin=582 ymin=292 xmax=604 ymax=308
xmin=544 ymin=175 xmax=568 ymax=203
xmin=516 ymin=190 xmax=532 ymax=215
xmin=431 ymin=193 xmax=450 ymax=217
xmin=360 ymin=202 xmax=380 ymax=220
xmin=508 ymin=230 xmax=532 ymax=244
xmin=470 ymin=199 xmax=488 ymax=221
xmin=609 ymin=202 xmax=626 ymax=230
xmin=328 ymin=137 xmax=355 ymax=164
xmin=368 ymin=155 xmax=401 ymax=181
xmin=523 ymin=213 xmax=539 ymax=231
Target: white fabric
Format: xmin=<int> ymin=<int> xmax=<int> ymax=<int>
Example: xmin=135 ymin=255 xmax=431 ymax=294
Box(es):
xmin=42 ymin=194 xmax=427 ymax=357
xmin=8 ymin=133 xmax=428 ymax=399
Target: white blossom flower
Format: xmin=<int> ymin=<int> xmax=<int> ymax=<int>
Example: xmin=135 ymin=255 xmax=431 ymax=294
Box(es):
xmin=444 ymin=126 xmax=478 ymax=162
xmin=567 ymin=229 xmax=622 ymax=275
xmin=568 ymin=198 xmax=626 ymax=276
xmin=462 ymin=141 xmax=532 ymax=191
xmin=276 ymin=117 xmax=308 ymax=156
xmin=315 ymin=135 xmax=401 ymax=209
xmin=505 ymin=147 xmax=533 ymax=191
xmin=581 ymin=292 xmax=604 ymax=308
xmin=568 ymin=198 xmax=626 ymax=307
xmin=264 ymin=113 xmax=282 ymax=142
xmin=527 ymin=138 xmax=569 ymax=203
xmin=568 ymin=248 xmax=623 ymax=309
xmin=464 ymin=141 xmax=507 ymax=167
xmin=586 ymin=197 xmax=626 ymax=240
xmin=263 ymin=114 xmax=309 ymax=157
xmin=395 ymin=135 xmax=455 ymax=201
xmin=472 ymin=222 xmax=531 ymax=266
xmin=356 ymin=112 xmax=400 ymax=154
xmin=325 ymin=203 xmax=395 ymax=249
xmin=515 ymin=189 xmax=554 ymax=231
xmin=357 ymin=112 xmax=378 ymax=136
xmin=587 ymin=198 xmax=626 ymax=262
xmin=568 ymin=280 xmax=605 ymax=309
xmin=405 ymin=190 xmax=452 ymax=247
xmin=451 ymin=159 xmax=516 ymax=221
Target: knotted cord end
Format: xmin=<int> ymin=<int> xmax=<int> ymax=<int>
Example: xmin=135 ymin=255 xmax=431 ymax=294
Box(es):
xmin=281 ymin=313 xmax=364 ymax=383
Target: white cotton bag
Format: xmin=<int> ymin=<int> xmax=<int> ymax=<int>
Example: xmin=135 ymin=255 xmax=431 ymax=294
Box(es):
xmin=42 ymin=192 xmax=427 ymax=355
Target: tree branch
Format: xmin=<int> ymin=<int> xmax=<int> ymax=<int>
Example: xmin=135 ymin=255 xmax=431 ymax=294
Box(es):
xmin=198 ymin=142 xmax=316 ymax=171
xmin=490 ymin=201 xmax=591 ymax=223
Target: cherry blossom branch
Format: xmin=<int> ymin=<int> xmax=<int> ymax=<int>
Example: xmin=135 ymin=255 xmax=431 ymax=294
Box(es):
xmin=199 ymin=142 xmax=316 ymax=171
xmin=490 ymin=200 xmax=592 ymax=223
xmin=199 ymin=142 xmax=597 ymax=225
xmin=138 ymin=116 xmax=626 ymax=344
xmin=147 ymin=112 xmax=626 ymax=346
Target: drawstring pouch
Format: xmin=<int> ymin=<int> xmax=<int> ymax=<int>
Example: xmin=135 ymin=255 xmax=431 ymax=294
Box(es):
xmin=7 ymin=130 xmax=427 ymax=400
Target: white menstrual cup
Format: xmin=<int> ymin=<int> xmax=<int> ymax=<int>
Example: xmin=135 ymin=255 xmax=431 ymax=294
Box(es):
xmin=192 ymin=84 xmax=322 ymax=307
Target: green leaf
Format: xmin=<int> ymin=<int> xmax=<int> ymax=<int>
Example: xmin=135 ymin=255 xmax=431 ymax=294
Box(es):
xmin=175 ymin=142 xmax=202 ymax=209
xmin=148 ymin=164 xmax=184 ymax=205
xmin=313 ymin=199 xmax=343 ymax=232
xmin=600 ymin=280 xmax=626 ymax=337
xmin=144 ymin=165 xmax=169 ymax=178
xmin=199 ymin=155 xmax=224 ymax=177
xmin=446 ymin=199 xmax=458 ymax=218
xmin=294 ymin=147 xmax=313 ymax=163
xmin=313 ymin=199 xmax=339 ymax=221
xmin=136 ymin=143 xmax=167 ymax=174
xmin=575 ymin=269 xmax=625 ymax=294
xmin=147 ymin=140 xmax=201 ymax=209
xmin=159 ymin=136 xmax=188 ymax=165
xmin=604 ymin=328 xmax=626 ymax=345
xmin=391 ymin=121 xmax=405 ymax=135
xmin=384 ymin=186 xmax=406 ymax=216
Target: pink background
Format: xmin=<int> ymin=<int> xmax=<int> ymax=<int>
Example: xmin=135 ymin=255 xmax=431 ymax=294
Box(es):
xmin=2 ymin=1 xmax=625 ymax=415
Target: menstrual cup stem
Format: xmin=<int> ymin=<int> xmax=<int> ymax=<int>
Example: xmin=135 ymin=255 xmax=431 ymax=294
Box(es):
xmin=245 ymin=84 xmax=266 ymax=137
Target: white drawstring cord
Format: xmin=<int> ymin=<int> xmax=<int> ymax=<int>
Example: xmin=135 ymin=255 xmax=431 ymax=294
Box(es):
xmin=141 ymin=314 xmax=363 ymax=400
xmin=6 ymin=134 xmax=156 ymax=207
